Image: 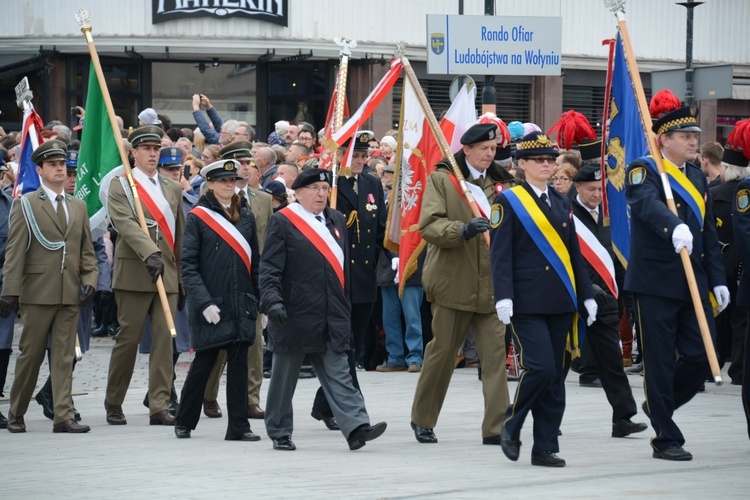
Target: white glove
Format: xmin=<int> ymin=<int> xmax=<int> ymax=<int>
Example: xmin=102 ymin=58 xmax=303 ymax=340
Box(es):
xmin=391 ymin=257 xmax=400 ymax=284
xmin=672 ymin=223 xmax=693 ymax=255
xmin=202 ymin=304 xmax=221 ymax=325
xmin=495 ymin=299 xmax=513 ymax=325
xmin=584 ymin=298 xmax=598 ymax=326
xmin=713 ymin=285 xmax=730 ymax=313
xmin=262 ymin=314 xmax=268 ymax=329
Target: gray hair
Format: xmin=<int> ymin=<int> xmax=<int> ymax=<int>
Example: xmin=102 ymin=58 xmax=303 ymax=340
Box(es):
xmin=223 ymin=119 xmax=240 ymax=136
xmin=722 ymin=163 xmax=750 ymax=182
xmin=52 ymin=125 xmax=72 ymax=143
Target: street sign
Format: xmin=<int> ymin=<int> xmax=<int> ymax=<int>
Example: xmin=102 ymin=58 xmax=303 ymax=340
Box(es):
xmin=651 ymin=64 xmax=733 ymax=101
xmin=426 ymin=15 xmax=562 ymax=76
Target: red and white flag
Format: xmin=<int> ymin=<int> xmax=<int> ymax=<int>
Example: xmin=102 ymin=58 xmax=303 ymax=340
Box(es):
xmin=318 ymin=79 xmax=349 ymax=171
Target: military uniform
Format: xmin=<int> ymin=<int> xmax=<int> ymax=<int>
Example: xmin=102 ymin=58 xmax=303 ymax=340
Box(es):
xmin=411 ymin=124 xmax=514 ymax=443
xmin=625 ymin=100 xmax=727 ymax=459
xmin=2 ymin=141 xmax=98 ymax=432
xmin=104 ymin=127 xmax=185 ymax=424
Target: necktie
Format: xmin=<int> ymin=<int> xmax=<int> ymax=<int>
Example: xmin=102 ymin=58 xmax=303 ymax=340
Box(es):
xmin=589 ymin=209 xmax=598 ymax=222
xmin=238 ymin=190 xmax=247 ymax=201
xmin=56 ymin=195 xmax=67 ymax=233
xmin=540 ymin=192 xmax=550 ymax=208
xmin=348 ymin=176 xmax=357 ymax=194
xmin=149 ymin=176 xmax=157 ymax=185
xmin=315 ymin=215 xmax=324 ymax=224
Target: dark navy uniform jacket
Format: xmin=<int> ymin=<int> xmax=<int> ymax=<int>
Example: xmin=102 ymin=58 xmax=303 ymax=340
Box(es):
xmin=490 ymin=182 xmax=594 ymax=315
xmin=336 ymin=172 xmax=386 ymax=304
xmin=624 ymin=158 xmax=725 ymax=301
xmin=731 ymin=177 xmax=750 ymax=307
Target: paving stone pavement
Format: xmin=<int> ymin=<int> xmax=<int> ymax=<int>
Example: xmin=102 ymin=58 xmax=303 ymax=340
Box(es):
xmin=1 ymin=324 xmax=749 ymax=499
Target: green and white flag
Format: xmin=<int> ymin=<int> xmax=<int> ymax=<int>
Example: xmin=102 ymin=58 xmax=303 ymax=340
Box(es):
xmin=75 ymin=60 xmax=122 ymax=238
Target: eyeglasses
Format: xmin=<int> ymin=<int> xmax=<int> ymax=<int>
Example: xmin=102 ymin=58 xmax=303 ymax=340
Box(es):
xmin=303 ymin=185 xmax=331 ymax=194
xmin=526 ymin=157 xmax=556 ymax=164
xmin=550 ymin=176 xmax=571 ymax=183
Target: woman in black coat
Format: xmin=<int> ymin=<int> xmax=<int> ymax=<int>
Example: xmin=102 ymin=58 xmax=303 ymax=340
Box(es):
xmin=175 ymin=159 xmax=260 ymax=441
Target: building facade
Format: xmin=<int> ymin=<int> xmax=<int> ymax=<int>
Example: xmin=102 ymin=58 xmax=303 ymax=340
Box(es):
xmin=1 ymin=0 xmax=748 ymax=142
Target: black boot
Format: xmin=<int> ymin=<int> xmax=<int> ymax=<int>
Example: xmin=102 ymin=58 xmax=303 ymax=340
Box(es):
xmin=71 ymin=359 xmax=81 ymax=421
xmin=35 ymin=375 xmax=54 ymax=420
xmin=0 ymin=348 xmax=11 ymax=398
xmin=168 ymin=383 xmax=179 ymax=416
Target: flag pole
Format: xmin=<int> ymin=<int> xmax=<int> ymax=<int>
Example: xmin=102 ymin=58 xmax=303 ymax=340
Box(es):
xmin=400 ymin=52 xmax=490 ymax=247
xmin=329 ymin=37 xmax=356 ymax=210
xmin=76 ymin=9 xmax=177 ymax=339
xmin=604 ymin=0 xmax=721 ymax=384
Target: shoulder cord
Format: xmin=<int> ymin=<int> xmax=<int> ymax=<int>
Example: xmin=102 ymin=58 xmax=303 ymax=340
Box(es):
xmin=119 ymin=177 xmax=160 ymax=243
xmin=20 ymin=196 xmax=66 ymax=273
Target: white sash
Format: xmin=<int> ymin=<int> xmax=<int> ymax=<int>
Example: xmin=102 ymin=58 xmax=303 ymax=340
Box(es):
xmin=132 ymin=168 xmax=176 ymax=246
xmin=285 ymin=203 xmax=344 ymax=270
xmin=466 ymin=180 xmax=491 ymax=218
xmin=191 ymin=206 xmax=252 ymax=273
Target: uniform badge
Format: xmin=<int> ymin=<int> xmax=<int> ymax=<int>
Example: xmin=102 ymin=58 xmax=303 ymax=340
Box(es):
xmin=628 ymin=167 xmax=646 ymax=185
xmin=490 ymin=203 xmax=503 ymax=228
xmin=495 ymin=183 xmax=504 ymax=194
xmin=737 ymin=189 xmax=750 ymax=213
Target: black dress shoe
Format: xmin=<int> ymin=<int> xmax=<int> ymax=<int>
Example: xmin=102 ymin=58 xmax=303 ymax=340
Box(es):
xmin=347 ymin=421 xmax=387 ymax=450
xmin=311 ymin=410 xmax=340 ymax=431
xmin=0 ymin=411 xmax=8 ymax=429
xmin=411 ymin=421 xmax=437 ymax=443
xmin=579 ymin=378 xmax=603 ymax=388
xmin=174 ymin=425 xmax=191 ymax=439
xmin=500 ymin=424 xmax=520 ymax=461
xmin=90 ymin=324 xmax=110 ymax=337
xmin=143 ymin=393 xmax=149 ymax=409
xmin=73 ymin=408 xmax=81 ymax=422
xmin=272 ymin=435 xmax=296 ymax=450
xmin=227 ymin=430 xmax=261 ymax=442
xmin=531 ymin=451 xmax=566 ymax=467
xmin=612 ymin=419 xmax=648 ymax=438
xmin=168 ymin=385 xmax=179 ymax=416
xmin=653 ymin=445 xmax=692 ymax=461
xmin=35 ymin=388 xmax=54 ymax=420
xmin=482 ymin=435 xmax=502 ymax=445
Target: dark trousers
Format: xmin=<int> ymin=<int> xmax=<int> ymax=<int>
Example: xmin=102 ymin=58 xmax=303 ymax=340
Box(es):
xmin=176 ymin=342 xmax=250 ymax=439
xmin=505 ymin=313 xmax=570 ymax=454
xmin=716 ymin=302 xmax=748 ymax=383
xmin=352 ymin=302 xmax=375 ymax=365
xmin=743 ymin=324 xmax=750 ymax=439
xmin=312 ymin=349 xmax=360 ymax=418
xmin=635 ymin=293 xmax=712 ymax=451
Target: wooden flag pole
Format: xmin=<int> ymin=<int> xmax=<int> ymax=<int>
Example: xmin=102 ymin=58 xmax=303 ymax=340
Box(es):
xmin=76 ymin=9 xmax=177 ymax=338
xmin=604 ymin=0 xmax=721 ymax=384
xmin=329 ymin=37 xmax=356 ymax=210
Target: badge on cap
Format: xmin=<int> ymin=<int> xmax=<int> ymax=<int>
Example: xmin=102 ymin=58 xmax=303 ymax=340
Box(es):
xmin=737 ymin=189 xmax=750 ymax=213
xmin=628 ymin=166 xmax=646 ymax=185
xmin=320 ymin=171 xmax=326 ymax=181
xmin=488 ymin=129 xmax=495 ymax=140
xmin=490 ymin=203 xmax=503 ymax=228
xmin=594 ymin=169 xmax=602 ymax=181
xmin=224 ymin=161 xmax=235 ymax=170
xmin=536 ymin=135 xmax=551 ymax=146
xmin=170 ymin=147 xmax=179 ymax=156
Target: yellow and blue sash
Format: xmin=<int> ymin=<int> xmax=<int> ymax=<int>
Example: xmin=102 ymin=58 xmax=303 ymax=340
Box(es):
xmin=644 ymin=156 xmax=705 ymax=228
xmin=504 ymin=186 xmax=584 ymax=353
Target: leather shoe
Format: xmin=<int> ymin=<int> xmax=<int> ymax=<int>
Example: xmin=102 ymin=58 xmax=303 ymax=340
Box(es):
xmin=531 ymin=451 xmax=566 ymax=467
xmin=411 ymin=421 xmax=437 ymax=443
xmin=653 ymin=445 xmax=692 ymax=461
xmin=104 ymin=401 xmax=127 ymax=425
xmin=35 ymin=387 xmax=54 ymax=420
xmin=175 ymin=425 xmax=191 ymax=438
xmin=0 ymin=411 xmax=8 ymax=429
xmin=311 ymin=410 xmax=340 ymax=431
xmin=7 ymin=411 xmax=25 ymax=433
xmin=248 ymin=404 xmax=265 ymax=419
xmin=612 ymin=419 xmax=648 ymax=438
xmin=203 ymin=399 xmax=223 ymax=418
xmin=348 ymin=421 xmax=387 ymax=450
xmin=579 ymin=378 xmax=603 ymax=388
xmin=500 ymin=424 xmax=521 ymax=461
xmin=52 ymin=419 xmax=91 ymax=433
xmin=272 ymin=435 xmax=296 ymax=450
xmin=228 ymin=430 xmax=261 ymax=442
xmin=149 ymin=409 xmax=176 ymax=426
xmin=482 ymin=435 xmax=502 ymax=445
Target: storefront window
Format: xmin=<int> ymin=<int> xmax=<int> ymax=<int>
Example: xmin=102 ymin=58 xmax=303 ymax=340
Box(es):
xmin=268 ymin=62 xmax=328 ymax=132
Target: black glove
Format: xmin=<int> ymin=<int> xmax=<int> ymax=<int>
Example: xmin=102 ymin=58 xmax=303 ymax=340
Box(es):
xmin=144 ymin=253 xmax=164 ymax=283
xmin=460 ymin=217 xmax=490 ymax=240
xmin=267 ymin=303 xmax=287 ymax=326
xmin=0 ymin=296 xmax=18 ymax=318
xmin=178 ymin=283 xmax=187 ymax=311
xmin=95 ymin=290 xmax=113 ymax=309
xmin=80 ymin=285 xmax=96 ymax=307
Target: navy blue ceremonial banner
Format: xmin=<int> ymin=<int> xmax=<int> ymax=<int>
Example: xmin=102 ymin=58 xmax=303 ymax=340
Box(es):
xmin=605 ymin=33 xmax=647 ymax=266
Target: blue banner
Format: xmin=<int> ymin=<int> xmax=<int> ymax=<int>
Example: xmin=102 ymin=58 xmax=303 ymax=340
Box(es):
xmin=606 ymin=33 xmax=648 ymax=266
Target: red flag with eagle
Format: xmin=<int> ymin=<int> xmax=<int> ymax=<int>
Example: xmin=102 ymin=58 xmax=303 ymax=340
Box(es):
xmin=385 ymin=82 xmax=476 ymax=296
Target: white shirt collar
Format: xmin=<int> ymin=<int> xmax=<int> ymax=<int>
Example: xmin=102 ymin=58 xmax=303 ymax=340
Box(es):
xmin=41 ymin=183 xmax=64 ymax=203
xmin=465 ymin=160 xmax=486 ymax=180
xmin=576 ymin=194 xmax=598 ymax=213
xmin=528 ymin=183 xmax=549 ymax=201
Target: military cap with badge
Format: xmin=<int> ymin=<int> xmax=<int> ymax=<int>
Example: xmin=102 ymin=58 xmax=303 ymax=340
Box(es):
xmin=291 ymin=168 xmax=332 ymax=189
xmin=158 ymin=147 xmax=183 ymax=169
xmin=572 ymin=163 xmax=603 ymax=183
xmin=32 ymin=140 xmax=68 ymax=165
xmin=514 ymin=131 xmax=559 ymax=160
xmin=219 ymin=141 xmax=253 ymax=160
xmin=127 ymin=125 xmax=165 ymax=148
xmin=66 ymin=150 xmax=79 ymax=172
xmin=201 ymin=159 xmax=242 ymax=181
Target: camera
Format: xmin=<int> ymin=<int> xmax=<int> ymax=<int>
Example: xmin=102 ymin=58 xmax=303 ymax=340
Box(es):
xmin=70 ymin=107 xmax=78 ymax=116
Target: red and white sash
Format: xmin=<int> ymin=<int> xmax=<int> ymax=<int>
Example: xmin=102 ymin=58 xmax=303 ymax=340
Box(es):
xmin=446 ymin=174 xmax=490 ymax=218
xmin=279 ymin=204 xmax=344 ymax=288
xmin=573 ymin=214 xmax=618 ymax=298
xmin=132 ymin=168 xmax=176 ymax=251
xmin=190 ymin=206 xmax=252 ymax=275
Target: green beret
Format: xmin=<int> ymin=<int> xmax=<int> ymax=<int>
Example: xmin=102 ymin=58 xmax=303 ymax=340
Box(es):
xmin=128 ymin=125 xmax=165 ymax=148
xmin=32 ymin=140 xmax=68 ymax=165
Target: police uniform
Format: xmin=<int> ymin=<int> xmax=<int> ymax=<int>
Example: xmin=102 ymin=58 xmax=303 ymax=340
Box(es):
xmin=625 ymin=100 xmax=727 ymax=460
xmin=569 ymin=164 xmax=647 ymax=437
xmin=203 ymin=141 xmax=272 ymax=420
xmin=490 ymin=132 xmax=595 ymax=465
xmin=411 ymin=124 xmax=514 ymax=444
xmin=104 ymin=126 xmax=185 ymax=426
xmin=1 ymin=141 xmax=98 ymax=433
